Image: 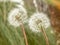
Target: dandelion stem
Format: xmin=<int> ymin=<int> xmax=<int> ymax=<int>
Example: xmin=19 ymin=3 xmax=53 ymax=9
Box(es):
xmin=20 ymin=23 xmax=28 ymax=45
xmin=41 ymin=26 xmax=49 ymax=45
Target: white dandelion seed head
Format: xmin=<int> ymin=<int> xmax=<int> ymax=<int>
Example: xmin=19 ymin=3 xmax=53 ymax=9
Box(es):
xmin=28 ymin=12 xmax=50 ymax=32
xmin=8 ymin=6 xmax=27 ymax=27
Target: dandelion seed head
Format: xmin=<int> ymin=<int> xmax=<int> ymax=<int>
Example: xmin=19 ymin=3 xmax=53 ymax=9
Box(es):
xmin=8 ymin=6 xmax=27 ymax=27
xmin=28 ymin=12 xmax=50 ymax=32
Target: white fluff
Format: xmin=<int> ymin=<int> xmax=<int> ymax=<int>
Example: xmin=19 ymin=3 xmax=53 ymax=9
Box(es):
xmin=28 ymin=12 xmax=50 ymax=32
xmin=8 ymin=6 xmax=27 ymax=27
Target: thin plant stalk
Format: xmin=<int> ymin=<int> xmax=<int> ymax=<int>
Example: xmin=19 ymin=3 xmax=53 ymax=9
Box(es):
xmin=20 ymin=23 xmax=28 ymax=45
xmin=41 ymin=26 xmax=49 ymax=45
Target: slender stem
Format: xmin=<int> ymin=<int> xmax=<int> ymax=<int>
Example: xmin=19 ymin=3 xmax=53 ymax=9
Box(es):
xmin=20 ymin=23 xmax=28 ymax=45
xmin=41 ymin=26 xmax=49 ymax=45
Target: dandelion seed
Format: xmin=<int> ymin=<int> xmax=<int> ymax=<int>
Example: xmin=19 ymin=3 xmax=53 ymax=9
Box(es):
xmin=28 ymin=12 xmax=50 ymax=32
xmin=8 ymin=6 xmax=27 ymax=27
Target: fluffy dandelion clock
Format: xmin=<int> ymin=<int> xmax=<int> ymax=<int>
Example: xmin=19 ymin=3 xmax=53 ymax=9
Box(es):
xmin=8 ymin=6 xmax=27 ymax=27
xmin=28 ymin=12 xmax=50 ymax=32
